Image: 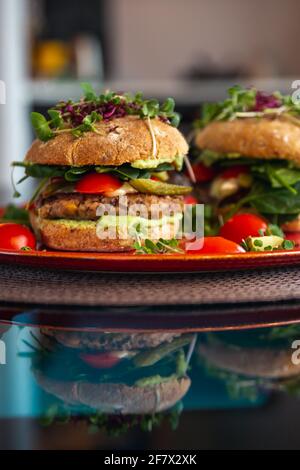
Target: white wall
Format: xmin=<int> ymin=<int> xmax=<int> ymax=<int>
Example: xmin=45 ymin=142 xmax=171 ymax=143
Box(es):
xmin=108 ymin=0 xmax=300 ymax=80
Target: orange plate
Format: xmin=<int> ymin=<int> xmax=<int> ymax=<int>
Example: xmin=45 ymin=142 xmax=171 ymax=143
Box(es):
xmin=0 ymin=248 xmax=300 ymax=272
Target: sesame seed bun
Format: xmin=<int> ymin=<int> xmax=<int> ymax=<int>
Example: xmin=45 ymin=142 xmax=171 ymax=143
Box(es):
xmin=25 ymin=116 xmax=188 ymax=167
xmin=195 ymin=117 xmax=300 ymax=166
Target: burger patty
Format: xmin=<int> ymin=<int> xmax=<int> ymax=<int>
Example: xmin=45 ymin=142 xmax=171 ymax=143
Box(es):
xmin=40 ymin=329 xmax=181 ymax=351
xmin=37 ymin=193 xmax=184 ymax=220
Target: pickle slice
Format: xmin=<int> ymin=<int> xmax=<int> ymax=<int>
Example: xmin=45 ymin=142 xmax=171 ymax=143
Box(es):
xmin=129 ymin=178 xmax=192 ymax=195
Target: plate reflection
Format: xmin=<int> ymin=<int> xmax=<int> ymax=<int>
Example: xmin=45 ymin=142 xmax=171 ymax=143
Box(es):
xmin=1 ymin=319 xmax=300 ymax=447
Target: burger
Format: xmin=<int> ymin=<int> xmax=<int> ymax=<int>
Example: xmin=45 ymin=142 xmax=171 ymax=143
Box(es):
xmin=198 ymin=328 xmax=300 ymax=401
xmin=31 ymin=329 xmax=194 ymax=426
xmin=193 ymin=86 xmax=300 ymax=235
xmin=13 ymin=85 xmax=190 ymax=252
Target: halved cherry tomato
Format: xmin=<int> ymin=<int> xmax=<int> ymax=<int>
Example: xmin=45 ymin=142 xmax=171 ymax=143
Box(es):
xmin=284 ymin=232 xmax=300 ymax=249
xmin=79 ymin=352 xmax=121 ymax=369
xmin=220 ymin=213 xmax=267 ymax=244
xmin=188 ymin=163 xmax=216 ymax=183
xmin=185 ymin=236 xmax=245 ymax=254
xmin=184 ymin=195 xmax=198 ymax=205
xmin=219 ymin=165 xmax=249 ymax=179
xmin=75 ymin=173 xmax=122 ymax=194
xmin=0 ymin=223 xmax=36 ymax=250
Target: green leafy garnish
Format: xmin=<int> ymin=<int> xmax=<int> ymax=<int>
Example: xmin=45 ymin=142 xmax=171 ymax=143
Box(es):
xmin=31 ymin=84 xmax=181 ymax=142
xmin=134 ymin=238 xmax=183 ymax=254
xmin=40 ymin=402 xmax=183 ymax=436
xmin=198 ymin=155 xmax=300 ymax=224
xmin=31 ymin=112 xmax=54 ymax=142
xmin=11 ymin=161 xmax=175 ymax=200
xmin=195 ymin=85 xmax=300 ymax=128
xmin=0 ymin=204 xmax=30 ymax=225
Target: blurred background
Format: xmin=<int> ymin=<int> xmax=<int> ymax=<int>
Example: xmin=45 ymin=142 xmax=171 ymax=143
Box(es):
xmin=0 ymin=0 xmax=299 ymax=202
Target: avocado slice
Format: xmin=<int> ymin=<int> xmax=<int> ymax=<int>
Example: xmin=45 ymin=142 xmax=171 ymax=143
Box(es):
xmin=245 ymin=235 xmax=286 ymax=252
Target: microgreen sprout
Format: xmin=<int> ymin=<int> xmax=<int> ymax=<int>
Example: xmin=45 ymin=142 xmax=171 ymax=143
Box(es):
xmin=31 ymin=84 xmax=181 ymax=142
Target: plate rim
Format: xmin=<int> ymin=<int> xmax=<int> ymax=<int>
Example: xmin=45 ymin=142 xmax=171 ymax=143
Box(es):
xmin=1 ymin=246 xmax=300 ymax=272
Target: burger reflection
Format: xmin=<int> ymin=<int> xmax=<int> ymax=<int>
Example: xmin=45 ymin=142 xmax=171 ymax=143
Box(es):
xmin=29 ymin=329 xmax=197 ymax=436
xmin=197 ymin=327 xmax=300 ymax=401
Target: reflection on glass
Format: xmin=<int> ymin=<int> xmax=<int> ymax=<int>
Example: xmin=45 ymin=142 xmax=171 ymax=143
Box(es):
xmin=197 ymin=327 xmax=300 ymax=401
xmin=21 ymin=329 xmax=196 ymax=436
xmin=2 ymin=317 xmax=300 ymax=446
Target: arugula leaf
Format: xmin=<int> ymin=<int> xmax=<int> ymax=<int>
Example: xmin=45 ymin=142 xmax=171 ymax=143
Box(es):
xmin=199 ymin=155 xmax=300 ymax=221
xmin=95 ymin=164 xmax=141 ymax=181
xmin=249 ymin=182 xmax=300 ymax=214
xmin=64 ymin=167 xmax=89 ymax=182
xmin=11 ymin=161 xmax=177 ymax=199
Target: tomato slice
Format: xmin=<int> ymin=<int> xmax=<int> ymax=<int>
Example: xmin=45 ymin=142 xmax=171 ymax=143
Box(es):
xmin=75 ymin=173 xmax=122 ymax=194
xmin=185 ymin=236 xmax=245 ymax=254
xmin=79 ymin=352 xmax=122 ymax=369
xmin=184 ymin=195 xmax=198 ymax=205
xmin=284 ymin=232 xmax=300 ymax=249
xmin=188 ymin=163 xmax=216 ymax=183
xmin=220 ymin=213 xmax=267 ymax=244
xmin=0 ymin=223 xmax=36 ymax=250
xmin=219 ymin=165 xmax=249 ymax=179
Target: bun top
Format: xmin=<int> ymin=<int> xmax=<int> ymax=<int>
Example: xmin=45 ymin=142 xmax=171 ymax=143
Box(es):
xmin=195 ymin=117 xmax=300 ymax=166
xmin=25 ymin=116 xmax=188 ymax=167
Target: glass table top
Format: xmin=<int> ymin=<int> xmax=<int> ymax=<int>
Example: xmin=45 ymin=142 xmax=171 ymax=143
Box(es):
xmin=1 ymin=305 xmax=300 ymax=449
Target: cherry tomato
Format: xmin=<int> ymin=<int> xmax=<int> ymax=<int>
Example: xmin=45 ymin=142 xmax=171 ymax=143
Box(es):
xmin=220 ymin=213 xmax=267 ymax=244
xmin=0 ymin=208 xmax=5 ymax=218
xmin=75 ymin=173 xmax=122 ymax=194
xmin=151 ymin=176 xmax=161 ymax=182
xmin=188 ymin=163 xmax=216 ymax=183
xmin=0 ymin=223 xmax=36 ymax=250
xmin=219 ymin=165 xmax=249 ymax=179
xmin=79 ymin=352 xmax=121 ymax=369
xmin=284 ymin=232 xmax=300 ymax=249
xmin=184 ymin=195 xmax=198 ymax=205
xmin=185 ymin=236 xmax=245 ymax=254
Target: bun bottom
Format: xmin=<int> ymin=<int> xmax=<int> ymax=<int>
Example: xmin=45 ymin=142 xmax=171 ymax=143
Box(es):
xmin=29 ymin=212 xmax=180 ymax=252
